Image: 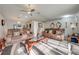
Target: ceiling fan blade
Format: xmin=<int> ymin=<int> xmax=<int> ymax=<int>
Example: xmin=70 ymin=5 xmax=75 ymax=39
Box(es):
xmin=31 ymin=9 xmax=35 ymax=12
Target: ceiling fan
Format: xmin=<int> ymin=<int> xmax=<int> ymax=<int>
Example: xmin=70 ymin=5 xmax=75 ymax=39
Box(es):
xmin=20 ymin=4 xmax=40 ymax=16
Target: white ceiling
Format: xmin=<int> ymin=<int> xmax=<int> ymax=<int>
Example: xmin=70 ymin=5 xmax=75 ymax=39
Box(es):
xmin=0 ymin=4 xmax=79 ymax=22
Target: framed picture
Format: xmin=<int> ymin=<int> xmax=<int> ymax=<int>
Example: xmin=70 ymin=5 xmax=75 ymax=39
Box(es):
xmin=56 ymin=22 xmax=62 ymax=28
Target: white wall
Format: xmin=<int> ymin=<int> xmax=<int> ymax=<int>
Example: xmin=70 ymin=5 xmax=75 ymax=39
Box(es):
xmin=0 ymin=14 xmax=5 ymax=39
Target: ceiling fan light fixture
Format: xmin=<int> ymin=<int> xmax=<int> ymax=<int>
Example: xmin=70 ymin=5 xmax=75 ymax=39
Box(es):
xmin=27 ymin=12 xmax=31 ymax=14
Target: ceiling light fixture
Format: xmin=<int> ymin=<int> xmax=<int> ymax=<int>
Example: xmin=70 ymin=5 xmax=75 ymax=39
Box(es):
xmin=21 ymin=4 xmax=38 ymax=16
